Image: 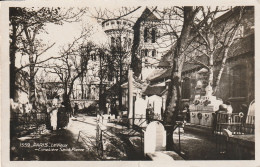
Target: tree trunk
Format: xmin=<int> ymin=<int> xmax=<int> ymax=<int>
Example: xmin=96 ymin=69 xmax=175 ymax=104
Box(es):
xmin=99 ymin=53 xmax=104 ymax=111
xmin=164 ymin=73 xmax=182 ymax=150
xmin=208 ymin=68 xmax=214 ymax=87
xmin=119 ymin=55 xmax=123 ymax=110
xmin=131 ymin=22 xmax=142 ymax=78
xmin=63 ymin=93 xmax=72 ymax=116
xmin=24 ymin=27 xmax=37 ymax=109
xmin=163 ymin=7 xmax=199 ymax=151
xmin=128 ymin=69 xmax=133 ymax=127
xmin=10 ymin=22 xmax=17 ymax=100
xmin=208 ymin=52 xmax=214 ymax=88
xmin=29 ymin=60 xmax=36 ymax=109
xmin=81 ymin=77 xmax=84 ymax=99
xmin=63 ymin=82 xmax=72 ymax=114
xmin=213 ymin=46 xmax=229 ymax=94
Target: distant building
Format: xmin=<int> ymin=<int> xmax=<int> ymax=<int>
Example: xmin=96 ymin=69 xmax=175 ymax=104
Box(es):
xmin=39 ymin=81 xmax=64 ymax=102
xmin=131 ymin=8 xmax=172 ymax=80
xmin=100 ymin=7 xmax=171 ymax=109
xmin=97 ymin=7 xmax=254 ymax=114
xmin=13 ymin=69 xmax=30 ymax=104
xmin=147 ymin=6 xmax=255 ymax=113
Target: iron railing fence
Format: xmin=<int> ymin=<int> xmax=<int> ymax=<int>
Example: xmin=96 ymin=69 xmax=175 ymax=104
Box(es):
xmin=10 ymin=112 xmax=49 ymax=128
xmin=214 ymin=113 xmax=255 ymax=159
xmin=214 ymin=113 xmax=255 ymax=135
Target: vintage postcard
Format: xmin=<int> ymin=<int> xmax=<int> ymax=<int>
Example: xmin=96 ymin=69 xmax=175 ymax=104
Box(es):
xmin=1 ymin=0 xmax=259 ymax=167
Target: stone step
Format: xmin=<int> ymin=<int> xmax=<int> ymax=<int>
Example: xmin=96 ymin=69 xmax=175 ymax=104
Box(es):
xmin=146 ymin=151 xmax=184 ymax=161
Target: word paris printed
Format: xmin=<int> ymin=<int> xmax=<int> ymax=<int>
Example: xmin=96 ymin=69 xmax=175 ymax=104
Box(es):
xmin=20 ymin=142 xmax=84 ymax=152
xmin=4 ymin=3 xmax=255 ymax=162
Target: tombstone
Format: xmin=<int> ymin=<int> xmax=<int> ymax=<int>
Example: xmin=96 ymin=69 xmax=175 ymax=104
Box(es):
xmin=134 ymin=97 xmax=147 ymax=126
xmin=148 ymin=95 xmax=163 ymax=116
xmin=110 ymin=114 xmax=115 ymax=120
xmin=246 ymin=100 xmax=255 ymax=124
xmin=134 ymin=96 xmax=147 ymax=116
xmin=102 ymin=114 xmax=109 ymax=124
xmin=144 ymin=121 xmax=166 ymax=154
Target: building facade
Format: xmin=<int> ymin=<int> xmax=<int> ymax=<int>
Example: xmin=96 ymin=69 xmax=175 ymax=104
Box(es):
xmin=147 ymin=7 xmax=255 ymax=113
xmin=131 ymin=8 xmax=172 ymax=80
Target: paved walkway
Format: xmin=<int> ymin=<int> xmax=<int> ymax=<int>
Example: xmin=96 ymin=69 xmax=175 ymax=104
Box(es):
xmin=73 ymin=114 xmax=129 ymax=160
xmin=173 ymin=130 xmax=220 ymax=160
xmin=10 ymin=114 xmax=136 ymax=160
xmin=11 ymin=114 xmax=229 ymax=161
xmin=11 ymin=115 xmax=100 ymax=160
xmin=11 ymin=130 xmax=99 ymax=160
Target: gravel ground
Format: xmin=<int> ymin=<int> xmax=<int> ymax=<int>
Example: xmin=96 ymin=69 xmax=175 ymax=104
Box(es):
xmin=10 ymin=114 xmax=131 ymax=161
xmin=10 ymin=129 xmax=99 ymax=161
xmin=11 ymin=114 xmax=227 ymax=161
xmin=173 ymin=130 xmax=221 ymax=160
xmin=10 ymin=115 xmax=101 ymax=161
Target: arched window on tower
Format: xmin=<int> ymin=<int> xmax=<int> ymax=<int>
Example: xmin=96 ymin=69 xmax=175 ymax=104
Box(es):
xmin=144 ymin=49 xmax=148 ymax=57
xmin=144 ymin=27 xmax=148 ymax=42
xmin=128 ymin=38 xmax=131 ymax=48
xmin=123 ymin=37 xmax=127 ymax=48
xmin=152 ymin=28 xmax=156 ymax=43
xmin=152 ymin=49 xmax=156 ymax=57
xmin=91 ymin=54 xmax=94 ymax=61
xmin=111 ymin=37 xmax=115 ymax=46
xmin=116 ymin=37 xmax=121 ymax=47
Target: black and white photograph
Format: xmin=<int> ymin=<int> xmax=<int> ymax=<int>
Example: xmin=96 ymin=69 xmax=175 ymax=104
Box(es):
xmin=1 ymin=1 xmax=258 ymax=165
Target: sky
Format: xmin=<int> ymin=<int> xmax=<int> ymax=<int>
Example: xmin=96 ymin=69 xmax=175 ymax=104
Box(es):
xmin=15 ymin=6 xmax=149 ymax=80
xmin=15 ymin=8 xmax=109 ymax=80
xmin=14 ymin=6 xmax=229 ymax=81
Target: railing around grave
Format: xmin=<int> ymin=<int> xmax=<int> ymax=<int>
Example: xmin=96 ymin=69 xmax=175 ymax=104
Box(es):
xmin=77 ymin=123 xmax=110 ymax=160
xmin=164 ymin=121 xmax=186 ymax=159
xmin=87 ymin=114 xmax=184 ymax=160
xmin=10 ymin=112 xmax=50 ymax=137
xmin=94 ymin=115 xmax=157 ymax=160
xmin=214 ymin=113 xmax=255 ymax=159
xmin=215 ymin=113 xmax=255 ymax=135
xmin=11 ymin=112 xmax=49 ymax=128
xmin=77 ymin=131 xmax=99 ymax=157
xmin=95 ymin=122 xmax=132 ymax=160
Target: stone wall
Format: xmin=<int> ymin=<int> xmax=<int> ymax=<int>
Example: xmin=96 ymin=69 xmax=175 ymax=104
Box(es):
xmin=182 ymin=51 xmax=254 ymax=113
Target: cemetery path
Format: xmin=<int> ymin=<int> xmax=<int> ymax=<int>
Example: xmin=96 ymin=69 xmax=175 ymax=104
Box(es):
xmin=173 ymin=131 xmax=220 ymax=160
xmin=11 ymin=114 xmax=139 ymax=160
xmin=11 ymin=114 xmax=222 ymax=161
xmin=10 ymin=115 xmax=100 ymax=161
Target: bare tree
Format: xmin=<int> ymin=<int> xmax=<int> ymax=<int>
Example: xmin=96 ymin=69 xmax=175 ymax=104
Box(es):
xmin=89 ymin=7 xmax=138 ymax=110
xmin=108 ymin=25 xmax=132 ymax=109
xmin=132 ymin=6 xmax=247 ymax=151
xmin=161 ymin=7 xmax=201 ymax=150
xmin=186 ymin=6 xmax=246 ymax=94
xmin=9 ymin=7 xmax=87 ymax=107
xmin=47 ymin=28 xmax=95 ymax=112
xmin=124 ymin=6 xmax=200 ymax=150
xmin=96 ymin=46 xmax=110 ymax=111
xmin=78 ymin=42 xmax=97 ymax=99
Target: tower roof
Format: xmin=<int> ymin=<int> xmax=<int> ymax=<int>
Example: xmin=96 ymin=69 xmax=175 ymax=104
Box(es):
xmin=138 ymin=7 xmax=160 ymax=21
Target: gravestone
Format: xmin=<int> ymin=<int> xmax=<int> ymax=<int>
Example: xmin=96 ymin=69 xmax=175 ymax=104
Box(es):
xmin=246 ymin=100 xmax=255 ymax=124
xmin=147 ymin=95 xmax=163 ymax=116
xmin=134 ymin=96 xmax=147 ymax=116
xmin=144 ymin=121 xmax=166 ymax=154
